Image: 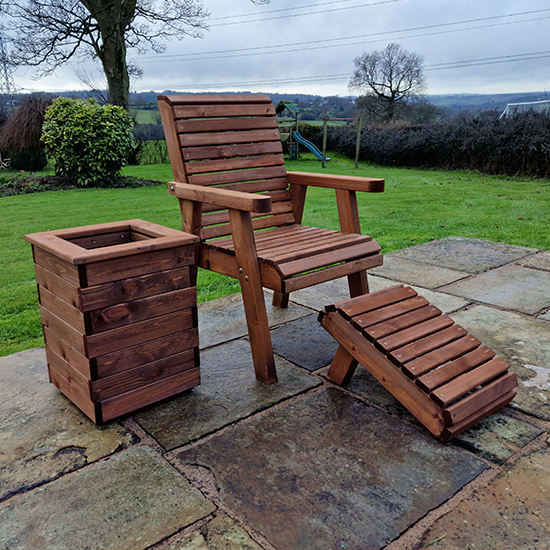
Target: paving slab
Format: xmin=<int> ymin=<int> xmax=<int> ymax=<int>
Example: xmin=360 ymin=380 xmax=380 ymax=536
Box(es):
xmin=370 ymin=255 xmax=470 ymax=289
xmin=441 ymin=264 xmax=550 ymax=315
xmin=198 ymin=292 xmax=310 ymax=349
xmin=165 ymin=514 xmax=263 ymax=550
xmin=516 ymin=250 xmax=550 ymax=271
xmin=134 ymin=339 xmax=321 ymax=450
xmin=319 ymin=367 xmax=543 ymax=463
xmin=0 ymin=446 xmax=216 ymax=550
xmin=415 ymin=443 xmax=550 ymax=549
xmin=451 ymin=305 xmax=550 ymax=421
xmin=270 ymin=314 xmax=339 ymax=371
xmin=0 ymin=348 xmax=137 ymax=503
xmin=290 ymin=275 xmax=470 ymax=314
xmin=179 ymin=388 xmax=486 ymax=550
xmin=390 ymin=236 xmax=537 ymax=273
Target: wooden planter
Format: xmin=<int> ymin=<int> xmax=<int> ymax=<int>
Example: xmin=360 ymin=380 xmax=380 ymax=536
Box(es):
xmin=25 ymin=219 xmax=200 ymax=423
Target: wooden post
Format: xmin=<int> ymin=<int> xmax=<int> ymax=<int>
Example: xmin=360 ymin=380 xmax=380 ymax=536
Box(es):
xmin=322 ymin=117 xmax=328 ymax=169
xmin=355 ymin=117 xmax=362 ymax=169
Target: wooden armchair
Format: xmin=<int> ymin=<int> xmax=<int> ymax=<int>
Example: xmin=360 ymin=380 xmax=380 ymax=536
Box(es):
xmin=158 ymin=94 xmax=384 ymax=384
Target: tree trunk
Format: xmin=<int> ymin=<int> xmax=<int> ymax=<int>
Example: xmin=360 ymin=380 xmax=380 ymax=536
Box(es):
xmin=100 ymin=31 xmax=130 ymax=110
xmin=81 ymin=0 xmax=135 ymax=111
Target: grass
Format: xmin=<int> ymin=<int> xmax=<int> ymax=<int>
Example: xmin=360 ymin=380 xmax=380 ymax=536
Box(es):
xmin=1 ymin=152 xmax=548 ymax=357
xmin=129 ymin=108 xmax=159 ymax=124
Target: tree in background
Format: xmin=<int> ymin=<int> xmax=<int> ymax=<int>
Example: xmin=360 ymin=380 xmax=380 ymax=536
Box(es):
xmin=0 ymin=95 xmax=51 ymax=170
xmin=350 ymin=43 xmax=426 ymax=122
xmin=5 ymin=0 xmax=268 ymax=111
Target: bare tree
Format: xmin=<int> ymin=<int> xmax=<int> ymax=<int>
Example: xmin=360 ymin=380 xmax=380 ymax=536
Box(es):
xmin=350 ymin=43 xmax=426 ymax=121
xmin=4 ymin=0 xmax=267 ymax=111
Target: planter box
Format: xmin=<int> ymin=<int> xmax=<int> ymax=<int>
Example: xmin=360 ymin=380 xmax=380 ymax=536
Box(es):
xmin=25 ymin=219 xmax=200 ymax=423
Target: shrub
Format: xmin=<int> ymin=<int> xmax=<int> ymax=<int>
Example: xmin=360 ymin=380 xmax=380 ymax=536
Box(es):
xmin=42 ymin=98 xmax=136 ymax=186
xmin=10 ymin=148 xmax=48 ymax=171
xmin=0 ymin=96 xmax=51 ymax=171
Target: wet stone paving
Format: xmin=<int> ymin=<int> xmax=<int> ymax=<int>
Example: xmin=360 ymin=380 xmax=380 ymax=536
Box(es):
xmin=1 ymin=237 xmax=550 ymax=549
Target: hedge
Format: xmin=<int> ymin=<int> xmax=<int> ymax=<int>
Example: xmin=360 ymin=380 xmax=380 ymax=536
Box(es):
xmin=320 ymin=111 xmax=550 ymax=178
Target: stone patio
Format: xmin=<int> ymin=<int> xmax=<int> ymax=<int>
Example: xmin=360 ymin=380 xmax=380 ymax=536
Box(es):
xmin=1 ymin=237 xmax=550 ymax=550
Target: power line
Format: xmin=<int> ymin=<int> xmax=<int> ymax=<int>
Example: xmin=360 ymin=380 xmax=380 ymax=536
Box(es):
xmin=138 ymin=8 xmax=550 ymax=63
xmin=134 ymin=50 xmax=550 ymax=91
xmin=209 ymin=0 xmax=369 ymax=21
xmin=426 ymin=50 xmax=550 ymax=71
xmin=209 ymin=0 xmax=403 ymax=27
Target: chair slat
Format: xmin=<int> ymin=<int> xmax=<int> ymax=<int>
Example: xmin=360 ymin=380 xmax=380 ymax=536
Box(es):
xmin=201 ymin=200 xmax=293 ymax=228
xmin=257 ymin=230 xmax=340 ymax=255
xmin=276 ymin=240 xmax=381 ymax=278
xmin=188 ymin=166 xmax=287 ymax=186
xmin=264 ymin=234 xmax=372 ymax=266
xmin=179 ymin=129 xmax=280 ymax=147
xmin=176 ymin=117 xmax=278 ymax=133
xmin=185 ymin=154 xmax=285 ymax=175
xmin=201 ymin=213 xmax=295 ymax=240
xmin=182 ymin=141 xmax=282 ymax=161
xmin=174 ymin=103 xmax=276 ymax=118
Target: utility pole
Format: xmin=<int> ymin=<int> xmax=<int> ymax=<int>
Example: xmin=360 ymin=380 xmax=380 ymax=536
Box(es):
xmin=0 ymin=28 xmax=16 ymax=114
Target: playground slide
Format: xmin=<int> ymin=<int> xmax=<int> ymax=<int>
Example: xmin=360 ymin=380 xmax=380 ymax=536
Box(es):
xmin=292 ymin=131 xmax=330 ymax=161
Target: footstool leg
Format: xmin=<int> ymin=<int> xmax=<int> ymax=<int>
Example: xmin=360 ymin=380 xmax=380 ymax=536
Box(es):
xmin=327 ymin=345 xmax=358 ymax=385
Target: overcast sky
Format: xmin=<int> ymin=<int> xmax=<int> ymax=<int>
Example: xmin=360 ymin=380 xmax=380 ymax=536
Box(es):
xmin=12 ymin=0 xmax=550 ymax=97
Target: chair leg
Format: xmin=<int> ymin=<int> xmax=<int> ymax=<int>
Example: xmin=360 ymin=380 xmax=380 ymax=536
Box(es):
xmin=272 ymin=291 xmax=290 ymax=308
xmin=229 ymin=208 xmax=278 ymax=384
xmin=347 ymin=270 xmax=369 ymax=298
xmin=239 ymin=277 xmax=278 ymax=384
xmin=326 ymin=345 xmax=358 ymax=385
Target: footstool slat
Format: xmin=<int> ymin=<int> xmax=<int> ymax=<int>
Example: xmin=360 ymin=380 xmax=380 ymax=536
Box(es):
xmin=365 ymin=304 xmax=441 ymax=340
xmin=387 ymin=323 xmax=465 ymax=362
xmin=352 ymin=295 xmax=430 ymax=329
xmin=443 ymin=372 xmax=518 ymax=425
xmin=431 ymin=357 xmax=511 ymax=407
xmin=319 ymin=285 xmax=517 ymax=442
xmin=377 ymin=315 xmax=455 ymax=352
xmin=405 ymin=336 xmax=482 ymax=380
xmin=334 ymin=285 xmax=416 ymax=319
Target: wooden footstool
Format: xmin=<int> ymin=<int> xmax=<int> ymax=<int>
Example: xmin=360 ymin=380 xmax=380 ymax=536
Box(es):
xmin=318 ymin=284 xmax=518 ymax=442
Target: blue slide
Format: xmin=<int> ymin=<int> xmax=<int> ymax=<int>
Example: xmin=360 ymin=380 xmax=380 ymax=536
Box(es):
xmin=292 ymin=131 xmax=330 ymax=162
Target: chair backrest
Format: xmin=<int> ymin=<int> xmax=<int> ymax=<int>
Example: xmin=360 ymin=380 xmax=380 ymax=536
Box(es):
xmin=158 ymin=94 xmax=296 ymax=240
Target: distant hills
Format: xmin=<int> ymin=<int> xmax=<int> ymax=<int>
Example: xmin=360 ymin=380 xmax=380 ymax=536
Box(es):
xmin=139 ymin=90 xmax=550 ymax=115
xmin=26 ymin=88 xmax=550 ymax=117
xmin=428 ymin=91 xmax=550 ymax=115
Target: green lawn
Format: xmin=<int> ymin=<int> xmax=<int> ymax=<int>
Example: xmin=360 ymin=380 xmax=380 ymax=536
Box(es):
xmin=129 ymin=108 xmax=159 ymax=124
xmin=1 ymin=152 xmax=548 ymax=356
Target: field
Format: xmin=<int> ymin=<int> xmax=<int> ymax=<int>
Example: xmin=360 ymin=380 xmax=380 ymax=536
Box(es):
xmin=1 ymin=152 xmax=548 ymax=357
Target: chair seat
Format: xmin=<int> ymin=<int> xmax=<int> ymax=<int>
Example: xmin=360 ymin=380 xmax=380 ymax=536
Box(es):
xmin=204 ymin=225 xmax=383 ymax=293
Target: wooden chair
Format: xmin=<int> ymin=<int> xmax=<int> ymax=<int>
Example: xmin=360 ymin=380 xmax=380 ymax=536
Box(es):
xmin=158 ymin=94 xmax=384 ymax=384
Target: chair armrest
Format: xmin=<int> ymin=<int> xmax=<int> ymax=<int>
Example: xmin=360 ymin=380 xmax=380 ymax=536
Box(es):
xmin=286 ymin=171 xmax=384 ymax=193
xmin=169 ymin=182 xmax=272 ymax=213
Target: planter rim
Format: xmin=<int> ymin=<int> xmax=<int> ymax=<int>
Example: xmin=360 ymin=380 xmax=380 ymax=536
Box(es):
xmin=25 ymin=219 xmax=198 ymax=265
